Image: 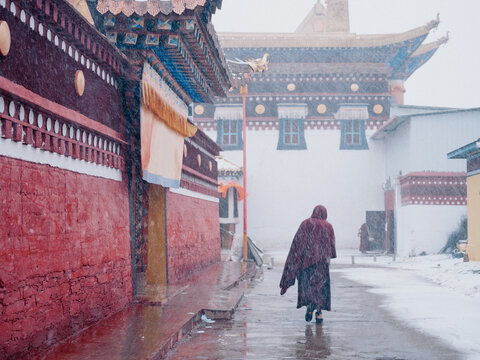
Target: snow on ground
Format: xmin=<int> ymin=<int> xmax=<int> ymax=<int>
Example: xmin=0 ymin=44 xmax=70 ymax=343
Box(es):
xmin=332 ymin=250 xmax=480 ymax=360
xmin=265 ymin=249 xmax=480 ymax=358
xmin=332 ymin=250 xmax=480 ymax=299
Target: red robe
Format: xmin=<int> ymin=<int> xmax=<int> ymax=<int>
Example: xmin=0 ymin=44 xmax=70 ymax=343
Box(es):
xmin=280 ymin=205 xmax=336 ymax=310
xmin=359 ymin=223 xmax=370 ymax=253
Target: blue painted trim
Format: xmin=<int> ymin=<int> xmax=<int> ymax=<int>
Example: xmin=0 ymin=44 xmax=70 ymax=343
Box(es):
xmin=277 ymin=118 xmax=307 ymax=150
xmin=447 ymin=140 xmax=479 ymax=159
xmin=339 ymin=120 xmax=369 ymax=150
xmin=143 ymin=170 xmax=180 ymax=188
xmin=216 ymin=119 xmax=243 ymax=151
xmin=467 ymin=169 xmax=480 ymax=177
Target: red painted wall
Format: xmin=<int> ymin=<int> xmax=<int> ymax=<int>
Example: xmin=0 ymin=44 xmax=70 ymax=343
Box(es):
xmin=384 ymin=190 xmax=395 ymax=211
xmin=166 ymin=191 xmax=220 ymax=284
xmin=0 ymin=7 xmax=125 ymax=134
xmin=0 ymin=156 xmax=132 ymax=358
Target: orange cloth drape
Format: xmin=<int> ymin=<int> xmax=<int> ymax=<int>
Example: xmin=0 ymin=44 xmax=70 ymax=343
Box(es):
xmin=141 ymin=81 xmax=197 ymax=138
xmin=218 ymin=181 xmax=246 ymax=200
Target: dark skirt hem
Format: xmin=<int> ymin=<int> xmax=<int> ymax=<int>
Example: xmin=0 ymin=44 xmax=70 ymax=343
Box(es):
xmin=296 ymin=262 xmax=331 ymax=311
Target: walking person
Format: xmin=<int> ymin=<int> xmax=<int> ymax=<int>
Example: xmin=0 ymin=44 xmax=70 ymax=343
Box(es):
xmin=358 ymin=222 xmax=371 ymax=253
xmin=280 ymin=205 xmax=336 ymax=323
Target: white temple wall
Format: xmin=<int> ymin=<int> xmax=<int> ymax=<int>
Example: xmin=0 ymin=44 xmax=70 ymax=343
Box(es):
xmin=384 ymin=110 xmax=480 ymax=180
xmin=409 ymin=112 xmax=480 ymax=172
xmin=210 ymin=127 xmax=385 ymax=252
xmin=395 ymin=204 xmax=466 ymax=257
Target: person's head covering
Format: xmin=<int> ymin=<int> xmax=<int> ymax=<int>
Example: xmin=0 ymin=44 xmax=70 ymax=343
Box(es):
xmin=311 ymin=205 xmax=327 ymax=220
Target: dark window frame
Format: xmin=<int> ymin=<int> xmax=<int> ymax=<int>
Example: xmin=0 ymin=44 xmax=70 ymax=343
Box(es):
xmin=217 ymin=119 xmax=243 ymax=150
xmin=340 ymin=119 xmax=369 ymax=150
xmin=277 ymin=118 xmax=307 ymax=150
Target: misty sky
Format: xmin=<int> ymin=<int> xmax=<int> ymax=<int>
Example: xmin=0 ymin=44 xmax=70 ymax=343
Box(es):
xmin=212 ymin=0 xmax=480 ymax=109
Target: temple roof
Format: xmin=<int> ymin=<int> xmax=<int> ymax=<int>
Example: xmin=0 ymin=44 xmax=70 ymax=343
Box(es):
xmin=392 ymin=35 xmax=449 ymax=79
xmin=87 ymin=0 xmax=230 ymax=103
xmin=219 ymin=18 xmax=439 ymax=49
xmin=96 ymin=0 xmax=222 ymax=16
xmin=219 ymin=12 xmax=446 ymax=81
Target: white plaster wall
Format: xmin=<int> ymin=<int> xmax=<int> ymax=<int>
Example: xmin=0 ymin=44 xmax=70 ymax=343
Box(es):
xmin=395 ymin=203 xmax=466 ymax=257
xmin=208 ymin=127 xmax=385 ymax=252
xmin=382 ymin=119 xmax=412 ymax=180
xmin=409 ymin=111 xmax=480 ymax=172
xmin=383 ymin=109 xmax=480 ymax=179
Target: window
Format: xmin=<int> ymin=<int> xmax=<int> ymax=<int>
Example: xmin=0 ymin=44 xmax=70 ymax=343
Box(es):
xmin=284 ymin=119 xmax=299 ymax=145
xmin=277 ymin=118 xmax=307 ymax=150
xmin=219 ymin=188 xmax=238 ymax=219
xmin=223 ymin=120 xmax=238 ymax=145
xmin=340 ymin=120 xmax=368 ymax=150
xmin=217 ymin=119 xmax=243 ymax=150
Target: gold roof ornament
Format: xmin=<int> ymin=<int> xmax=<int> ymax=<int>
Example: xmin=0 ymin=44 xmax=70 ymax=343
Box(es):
xmin=226 ymin=53 xmax=269 ymax=81
xmin=245 ymin=53 xmax=269 ymax=73
xmin=296 ymin=0 xmax=349 ymax=33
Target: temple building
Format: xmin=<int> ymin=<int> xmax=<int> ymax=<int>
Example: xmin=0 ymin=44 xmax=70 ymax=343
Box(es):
xmin=0 ymin=0 xmax=230 ymax=357
xmin=448 ymin=135 xmax=480 ymax=261
xmin=192 ymin=0 xmax=476 ymax=256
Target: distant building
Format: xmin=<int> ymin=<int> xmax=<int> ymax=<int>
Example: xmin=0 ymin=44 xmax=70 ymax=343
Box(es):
xmin=195 ymin=0 xmax=451 ymax=254
xmin=373 ymin=106 xmax=480 ymax=256
xmin=448 ymin=138 xmax=480 ymax=261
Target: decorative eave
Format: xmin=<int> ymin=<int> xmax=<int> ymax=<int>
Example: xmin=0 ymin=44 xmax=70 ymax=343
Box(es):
xmin=218 ymin=17 xmax=439 ymax=49
xmin=96 ymin=0 xmax=222 ymax=17
xmin=248 ymin=62 xmax=392 ymax=76
xmin=392 ymin=35 xmax=449 ymax=80
xmin=95 ymin=4 xmax=231 ymax=103
xmin=17 ymin=0 xmax=131 ymax=77
xmin=448 ymin=140 xmax=480 ymax=160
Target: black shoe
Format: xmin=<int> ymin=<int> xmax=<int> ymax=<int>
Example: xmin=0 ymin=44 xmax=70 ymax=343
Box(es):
xmin=315 ymin=310 xmax=323 ymax=324
xmin=305 ymin=305 xmax=314 ymax=322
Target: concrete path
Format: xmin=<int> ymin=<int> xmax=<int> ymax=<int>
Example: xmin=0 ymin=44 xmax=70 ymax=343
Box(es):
xmin=167 ymin=265 xmax=463 ymax=360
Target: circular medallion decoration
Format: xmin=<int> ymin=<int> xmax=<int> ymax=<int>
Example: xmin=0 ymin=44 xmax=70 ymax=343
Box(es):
xmin=350 ymin=83 xmax=359 ymax=92
xmin=316 ymin=104 xmax=327 ymax=114
xmin=255 ymin=104 xmax=265 ymax=115
xmin=75 ymin=70 xmax=85 ymax=96
xmin=183 ymin=144 xmax=187 ymax=158
xmin=373 ymin=104 xmax=384 ymax=114
xmin=209 ymin=161 xmax=212 ymax=172
xmin=0 ymin=21 xmax=11 ymax=56
xmin=287 ymin=83 xmax=296 ymax=92
xmin=197 ymin=154 xmax=202 ymax=167
xmin=194 ymin=104 xmax=204 ymax=115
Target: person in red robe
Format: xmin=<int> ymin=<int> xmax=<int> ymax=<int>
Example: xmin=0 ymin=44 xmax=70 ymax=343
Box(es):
xmin=358 ymin=223 xmax=370 ymax=253
xmin=280 ymin=205 xmax=336 ymax=323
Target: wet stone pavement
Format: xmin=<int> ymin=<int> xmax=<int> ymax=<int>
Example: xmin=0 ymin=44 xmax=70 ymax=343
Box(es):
xmin=166 ymin=264 xmax=463 ymax=360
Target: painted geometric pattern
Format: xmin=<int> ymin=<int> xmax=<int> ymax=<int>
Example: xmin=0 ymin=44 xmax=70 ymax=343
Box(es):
xmin=400 ymin=173 xmax=467 ymax=206
xmin=97 ymin=0 xmax=210 ymax=16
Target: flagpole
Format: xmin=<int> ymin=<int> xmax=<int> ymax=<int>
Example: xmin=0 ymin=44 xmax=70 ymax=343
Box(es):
xmin=240 ymin=84 xmax=248 ymax=261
